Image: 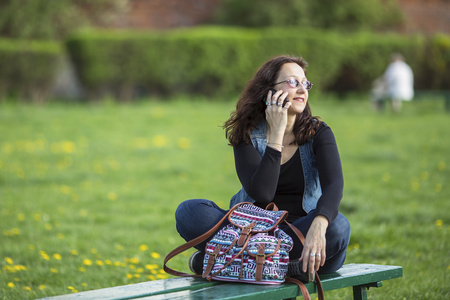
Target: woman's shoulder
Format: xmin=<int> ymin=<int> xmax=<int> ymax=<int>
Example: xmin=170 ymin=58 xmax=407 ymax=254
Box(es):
xmin=314 ymin=119 xmax=331 ymax=135
xmin=312 ymin=120 xmax=336 ymax=146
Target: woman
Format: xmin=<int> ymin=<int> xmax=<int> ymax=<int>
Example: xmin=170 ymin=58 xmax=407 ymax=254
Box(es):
xmin=175 ymin=55 xmax=350 ymax=280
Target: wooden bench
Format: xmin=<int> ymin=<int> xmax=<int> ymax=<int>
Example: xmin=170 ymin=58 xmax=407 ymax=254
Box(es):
xmin=39 ymin=263 xmax=402 ymax=300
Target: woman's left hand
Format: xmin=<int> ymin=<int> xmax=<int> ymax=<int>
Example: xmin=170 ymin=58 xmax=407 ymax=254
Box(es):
xmin=300 ymin=215 xmax=328 ymax=274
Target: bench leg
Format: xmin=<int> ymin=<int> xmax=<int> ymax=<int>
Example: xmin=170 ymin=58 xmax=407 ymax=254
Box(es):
xmin=352 ymin=285 xmax=368 ymax=300
xmin=353 ymin=281 xmax=382 ymax=300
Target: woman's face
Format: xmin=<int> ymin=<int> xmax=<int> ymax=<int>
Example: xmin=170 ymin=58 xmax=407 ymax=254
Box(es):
xmin=273 ymin=63 xmax=309 ymax=114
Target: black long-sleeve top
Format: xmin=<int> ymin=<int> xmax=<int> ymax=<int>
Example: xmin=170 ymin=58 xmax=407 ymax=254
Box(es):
xmin=233 ymin=122 xmax=343 ymax=223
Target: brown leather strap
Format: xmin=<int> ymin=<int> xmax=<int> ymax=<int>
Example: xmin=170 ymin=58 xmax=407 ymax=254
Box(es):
xmin=265 ymin=202 xmax=279 ymax=211
xmin=284 ymin=277 xmax=311 ymax=300
xmin=315 ymin=271 xmax=325 ymax=300
xmin=285 ymin=220 xmax=324 ymax=300
xmin=203 ymin=244 xmax=222 ymax=277
xmin=255 ymin=243 xmax=266 ymax=282
xmin=284 ymin=220 xmax=306 ymax=244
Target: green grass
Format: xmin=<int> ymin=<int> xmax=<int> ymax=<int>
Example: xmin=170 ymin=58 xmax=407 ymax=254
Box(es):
xmin=0 ymin=96 xmax=449 ymax=299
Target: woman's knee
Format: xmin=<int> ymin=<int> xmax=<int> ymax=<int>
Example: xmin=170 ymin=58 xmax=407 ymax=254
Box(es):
xmin=327 ymin=213 xmax=351 ymax=245
xmin=175 ymin=199 xmax=209 ymax=222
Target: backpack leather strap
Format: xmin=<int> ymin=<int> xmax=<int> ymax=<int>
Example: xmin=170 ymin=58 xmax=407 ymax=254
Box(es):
xmin=163 ymin=206 xmax=234 ymax=277
xmin=284 ymin=220 xmax=324 ymax=300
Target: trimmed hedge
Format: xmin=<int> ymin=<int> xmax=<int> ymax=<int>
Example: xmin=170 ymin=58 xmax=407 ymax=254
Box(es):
xmin=0 ymin=38 xmax=63 ymax=102
xmin=64 ymin=27 xmax=448 ymax=101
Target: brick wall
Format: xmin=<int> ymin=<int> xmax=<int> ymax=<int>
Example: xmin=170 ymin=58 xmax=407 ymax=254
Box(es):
xmin=397 ymin=0 xmax=450 ymax=34
xmin=113 ymin=0 xmax=222 ymax=29
xmin=110 ymin=0 xmax=449 ymax=34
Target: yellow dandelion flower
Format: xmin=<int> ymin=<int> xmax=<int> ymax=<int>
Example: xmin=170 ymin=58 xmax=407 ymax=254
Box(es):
xmin=146 ymin=264 xmax=158 ymax=270
xmin=24 ymin=286 xmax=31 ymax=291
xmin=34 ymin=213 xmax=42 ymax=221
xmin=116 ymin=244 xmax=124 ymax=251
xmin=139 ymin=244 xmax=148 ymax=251
xmin=62 ymin=141 xmax=76 ymax=153
xmin=129 ymin=257 xmax=139 ymax=264
xmin=71 ymin=249 xmax=78 ymax=256
xmin=60 ymin=185 xmax=71 ymax=194
xmin=107 ymin=192 xmax=117 ymax=201
xmin=16 ymin=168 xmax=25 ymax=178
xmin=438 ymin=161 xmax=446 ymax=171
xmin=136 ymin=267 xmax=144 ymax=274
xmin=57 ymin=233 xmax=65 ymax=239
xmin=96 ymin=260 xmax=104 ymax=266
xmin=93 ymin=163 xmax=104 ymax=174
xmin=177 ymin=137 xmax=191 ymax=149
xmin=147 ymin=275 xmax=156 ymax=280
xmin=156 ymin=274 xmax=168 ymax=279
xmin=14 ymin=265 xmax=27 ymax=271
xmin=82 ymin=283 xmax=88 ymax=287
xmin=83 ymin=259 xmax=92 ymax=266
xmin=53 ymin=253 xmax=62 ymax=260
xmin=411 ymin=181 xmax=420 ymax=191
xmin=50 ymin=268 xmax=58 ymax=273
xmin=11 ymin=228 xmax=20 ymax=235
xmin=152 ymin=135 xmax=168 ymax=148
xmin=435 ymin=219 xmax=443 ymax=228
xmin=134 ymin=274 xmax=141 ymax=278
xmin=79 ymin=267 xmax=86 ymax=272
xmin=44 ymin=223 xmax=52 ymax=230
xmin=39 ymin=284 xmax=46 ymax=290
xmin=126 ymin=274 xmax=133 ymax=279
xmin=17 ymin=213 xmax=25 ymax=221
xmin=105 ymin=259 xmax=112 ymax=265
xmin=151 ymin=252 xmax=160 ymax=259
xmin=91 ymin=248 xmax=98 ymax=254
xmin=129 ymin=264 xmax=136 ymax=270
xmin=40 ymin=251 xmax=50 ymax=261
xmin=114 ymin=261 xmax=121 ymax=266
xmin=8 ymin=282 xmax=15 ymax=288
xmin=5 ymin=257 xmax=13 ymax=265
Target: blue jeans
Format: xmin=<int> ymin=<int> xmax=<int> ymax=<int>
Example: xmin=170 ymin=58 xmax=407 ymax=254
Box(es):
xmin=175 ymin=199 xmax=351 ymax=274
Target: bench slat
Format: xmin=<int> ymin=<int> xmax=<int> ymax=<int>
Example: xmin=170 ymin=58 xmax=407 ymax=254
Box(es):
xmin=38 ymin=263 xmax=402 ymax=300
xmin=319 ymin=263 xmax=402 ymax=292
xmin=39 ymin=277 xmax=222 ymax=300
xmin=134 ymin=264 xmax=403 ymax=300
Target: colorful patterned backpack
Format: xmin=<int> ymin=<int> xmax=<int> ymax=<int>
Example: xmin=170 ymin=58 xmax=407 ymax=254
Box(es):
xmin=164 ymin=202 xmax=324 ymax=300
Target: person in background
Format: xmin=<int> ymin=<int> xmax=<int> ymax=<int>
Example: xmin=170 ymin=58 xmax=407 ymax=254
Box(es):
xmin=175 ymin=55 xmax=351 ymax=282
xmin=372 ymin=53 xmax=414 ymax=112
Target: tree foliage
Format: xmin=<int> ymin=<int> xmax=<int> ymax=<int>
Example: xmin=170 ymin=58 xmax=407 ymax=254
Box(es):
xmin=0 ymin=0 xmax=127 ymax=40
xmin=214 ymin=0 xmax=404 ymax=31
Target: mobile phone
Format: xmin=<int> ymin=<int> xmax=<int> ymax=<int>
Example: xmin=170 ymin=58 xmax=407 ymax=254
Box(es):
xmin=262 ymin=89 xmax=278 ymax=105
xmin=262 ymin=89 xmax=289 ymax=107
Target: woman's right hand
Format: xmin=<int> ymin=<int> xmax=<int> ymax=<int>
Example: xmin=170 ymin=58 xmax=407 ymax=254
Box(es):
xmin=265 ymin=89 xmax=291 ymax=144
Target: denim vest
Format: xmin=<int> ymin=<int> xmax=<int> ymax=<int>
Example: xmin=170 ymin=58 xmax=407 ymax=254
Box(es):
xmin=229 ymin=121 xmax=322 ymax=213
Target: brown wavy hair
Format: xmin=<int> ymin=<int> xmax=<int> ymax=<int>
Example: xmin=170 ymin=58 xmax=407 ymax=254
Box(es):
xmin=224 ymin=55 xmax=320 ymax=146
